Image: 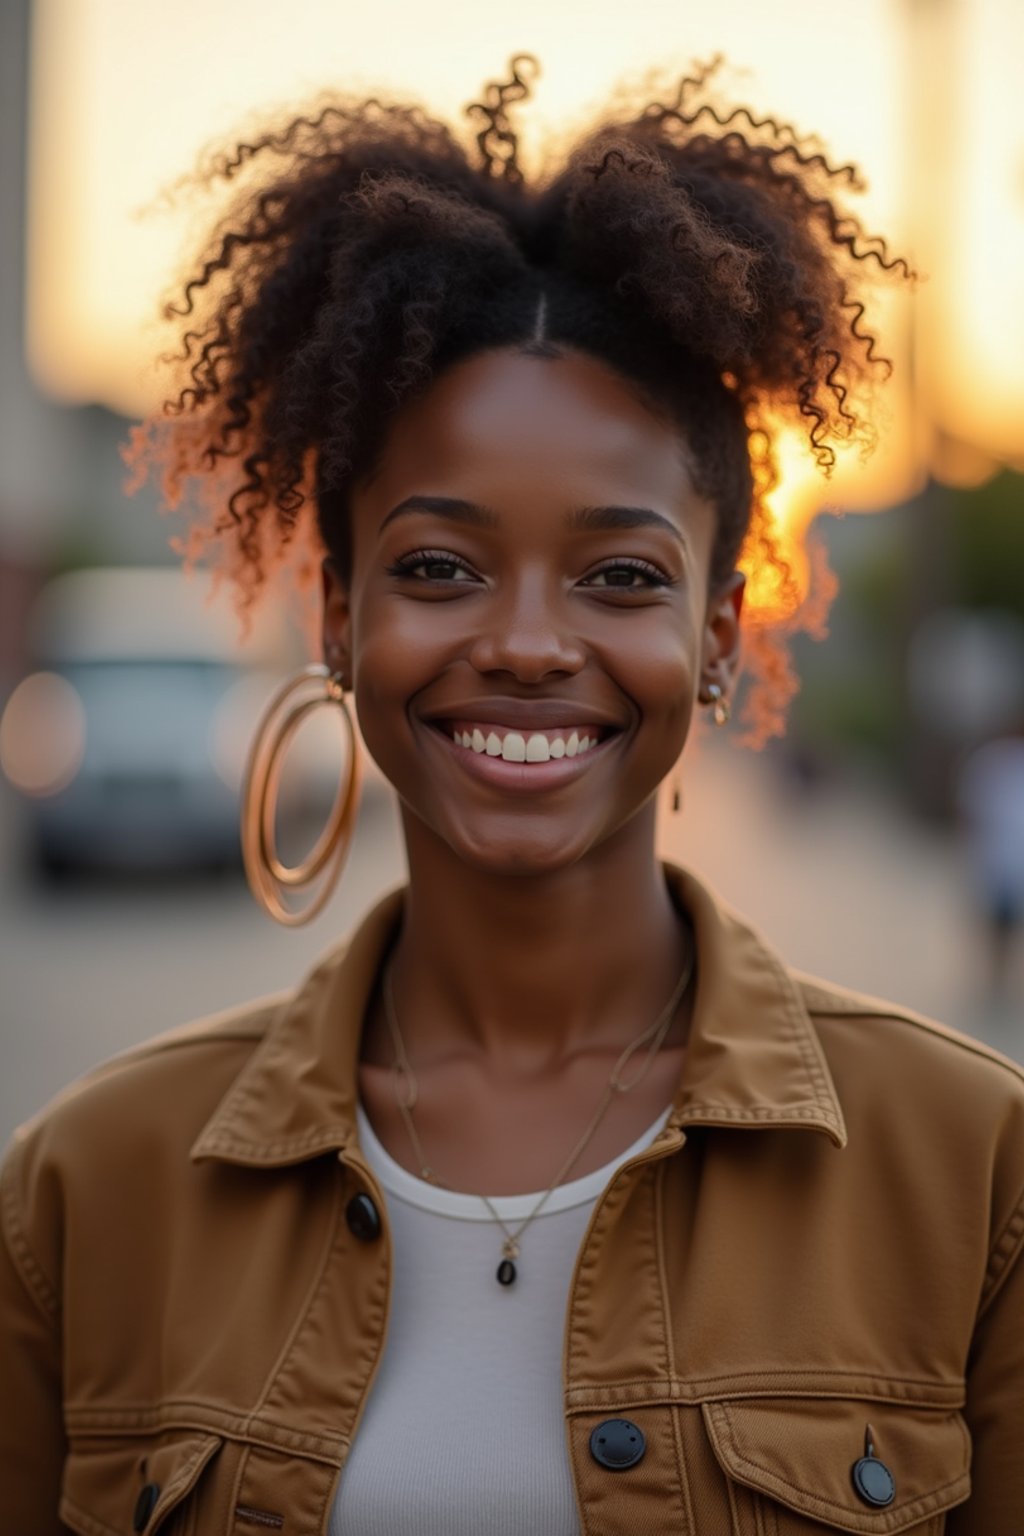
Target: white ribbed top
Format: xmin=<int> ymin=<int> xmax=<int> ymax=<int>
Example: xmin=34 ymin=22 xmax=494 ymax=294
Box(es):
xmin=328 ymin=1099 xmax=672 ymax=1536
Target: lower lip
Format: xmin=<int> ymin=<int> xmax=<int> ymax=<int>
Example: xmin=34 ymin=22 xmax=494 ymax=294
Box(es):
xmin=424 ymin=725 xmax=621 ymax=792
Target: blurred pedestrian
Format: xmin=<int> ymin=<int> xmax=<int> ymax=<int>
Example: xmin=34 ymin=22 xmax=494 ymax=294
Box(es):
xmin=3 ymin=55 xmax=1022 ymax=1536
xmin=957 ymin=717 xmax=1024 ymax=1010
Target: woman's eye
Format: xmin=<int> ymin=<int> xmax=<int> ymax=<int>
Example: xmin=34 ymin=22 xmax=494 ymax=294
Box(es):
xmin=584 ymin=562 xmax=670 ymax=590
xmin=417 ymin=560 xmax=470 ymax=582
xmin=387 ymin=552 xmax=477 ymax=583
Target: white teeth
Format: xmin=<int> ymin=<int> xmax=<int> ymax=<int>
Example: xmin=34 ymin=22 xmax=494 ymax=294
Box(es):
xmin=500 ymin=732 xmax=527 ymax=762
xmin=451 ymin=726 xmax=604 ymax=760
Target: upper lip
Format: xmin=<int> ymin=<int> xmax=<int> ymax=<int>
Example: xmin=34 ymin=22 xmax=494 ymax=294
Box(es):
xmin=424 ymin=699 xmax=627 ymax=732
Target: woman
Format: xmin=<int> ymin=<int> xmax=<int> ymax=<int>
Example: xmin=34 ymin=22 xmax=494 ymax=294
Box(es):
xmin=3 ymin=58 xmax=1022 ymax=1535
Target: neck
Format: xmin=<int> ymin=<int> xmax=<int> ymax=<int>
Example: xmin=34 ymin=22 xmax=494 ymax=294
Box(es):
xmin=377 ymin=805 xmax=693 ymax=1072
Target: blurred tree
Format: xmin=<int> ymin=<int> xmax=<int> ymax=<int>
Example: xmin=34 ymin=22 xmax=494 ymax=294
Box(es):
xmin=779 ymin=468 xmax=1024 ymax=809
xmin=948 ymin=470 xmax=1024 ymax=620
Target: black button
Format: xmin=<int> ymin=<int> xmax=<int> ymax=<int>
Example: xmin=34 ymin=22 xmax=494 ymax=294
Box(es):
xmin=346 ymin=1192 xmax=382 ymax=1242
xmin=133 ymin=1482 xmax=161 ymax=1531
xmin=589 ymin=1418 xmax=646 ymax=1470
xmin=852 ymin=1455 xmax=896 ymax=1507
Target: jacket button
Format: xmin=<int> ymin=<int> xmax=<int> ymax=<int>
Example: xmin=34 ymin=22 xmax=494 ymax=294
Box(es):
xmin=851 ymin=1455 xmax=896 ymax=1507
xmin=589 ymin=1418 xmax=646 ymax=1470
xmin=346 ymin=1192 xmax=382 ymax=1242
xmin=133 ymin=1482 xmax=161 ymax=1530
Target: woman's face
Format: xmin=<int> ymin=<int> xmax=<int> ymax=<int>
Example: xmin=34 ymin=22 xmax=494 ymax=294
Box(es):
xmin=323 ymin=347 xmax=744 ymax=873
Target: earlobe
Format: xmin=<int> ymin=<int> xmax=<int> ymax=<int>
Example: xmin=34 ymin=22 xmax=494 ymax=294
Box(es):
xmin=699 ymin=571 xmax=745 ymax=706
xmin=321 ymin=558 xmax=353 ymax=684
xmin=703 ymin=570 xmax=745 ymax=660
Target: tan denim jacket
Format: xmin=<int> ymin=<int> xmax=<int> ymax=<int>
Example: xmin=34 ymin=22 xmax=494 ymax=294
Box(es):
xmin=3 ymin=862 xmax=1023 ymax=1535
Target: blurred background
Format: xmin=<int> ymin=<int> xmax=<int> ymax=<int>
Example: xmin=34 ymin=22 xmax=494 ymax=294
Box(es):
xmin=1 ymin=0 xmax=1023 ymax=1145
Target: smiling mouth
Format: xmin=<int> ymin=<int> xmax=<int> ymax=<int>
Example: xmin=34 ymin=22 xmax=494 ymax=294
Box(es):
xmin=430 ymin=720 xmax=620 ymax=764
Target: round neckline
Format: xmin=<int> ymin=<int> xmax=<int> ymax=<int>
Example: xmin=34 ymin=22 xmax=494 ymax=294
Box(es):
xmin=355 ymin=1099 xmax=674 ymax=1221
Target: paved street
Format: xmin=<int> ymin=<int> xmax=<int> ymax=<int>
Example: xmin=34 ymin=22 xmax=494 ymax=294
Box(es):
xmin=2 ymin=737 xmax=1021 ymax=1147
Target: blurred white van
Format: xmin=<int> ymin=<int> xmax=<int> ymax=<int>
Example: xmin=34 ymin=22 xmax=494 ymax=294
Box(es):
xmin=1 ymin=567 xmax=363 ymax=875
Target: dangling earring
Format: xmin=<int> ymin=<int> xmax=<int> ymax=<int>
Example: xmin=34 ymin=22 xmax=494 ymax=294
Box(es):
xmin=703 ymin=681 xmax=731 ymax=727
xmin=240 ymin=664 xmax=362 ymax=926
xmin=670 ymin=764 xmax=683 ymax=813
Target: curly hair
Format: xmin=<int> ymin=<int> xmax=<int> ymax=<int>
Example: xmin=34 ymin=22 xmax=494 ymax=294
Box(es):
xmin=125 ymin=55 xmax=912 ymax=745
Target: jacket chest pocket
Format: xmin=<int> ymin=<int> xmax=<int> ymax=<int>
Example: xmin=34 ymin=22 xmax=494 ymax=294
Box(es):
xmin=703 ymin=1397 xmax=971 ymax=1535
xmin=60 ymin=1430 xmax=224 ymax=1536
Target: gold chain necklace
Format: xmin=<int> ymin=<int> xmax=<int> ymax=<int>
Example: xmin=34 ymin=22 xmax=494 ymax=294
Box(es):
xmin=381 ymin=941 xmax=695 ymax=1286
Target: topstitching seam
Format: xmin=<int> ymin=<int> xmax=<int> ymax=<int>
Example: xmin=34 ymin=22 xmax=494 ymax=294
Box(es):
xmin=979 ymin=1185 xmax=1024 ymax=1315
xmin=0 ymin=1148 xmax=59 ymax=1318
xmin=654 ymin=1159 xmax=694 ymax=1536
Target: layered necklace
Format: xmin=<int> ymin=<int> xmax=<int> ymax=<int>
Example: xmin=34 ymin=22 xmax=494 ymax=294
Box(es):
xmin=382 ymin=941 xmax=695 ymax=1286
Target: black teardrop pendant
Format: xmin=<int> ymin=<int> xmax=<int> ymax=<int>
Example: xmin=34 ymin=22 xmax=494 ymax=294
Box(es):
xmin=496 ymin=1258 xmax=517 ymax=1286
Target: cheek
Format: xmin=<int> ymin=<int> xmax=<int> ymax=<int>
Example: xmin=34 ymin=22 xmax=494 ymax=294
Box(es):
xmin=345 ymin=588 xmax=404 ymax=720
xmin=351 ymin=574 xmax=434 ymax=663
xmin=602 ymin=608 xmax=701 ymax=726
xmin=346 ymin=587 xmax=451 ymax=780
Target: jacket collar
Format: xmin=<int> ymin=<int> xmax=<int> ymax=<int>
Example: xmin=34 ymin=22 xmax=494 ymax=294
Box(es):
xmin=191 ymin=861 xmax=846 ymax=1167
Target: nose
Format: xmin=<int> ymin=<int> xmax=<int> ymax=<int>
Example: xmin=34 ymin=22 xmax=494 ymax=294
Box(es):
xmin=466 ymin=570 xmax=586 ymax=683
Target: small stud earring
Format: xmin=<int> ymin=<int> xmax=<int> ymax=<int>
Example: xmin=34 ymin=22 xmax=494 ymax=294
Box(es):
xmin=703 ymin=682 xmax=731 ymax=728
xmin=326 ymin=649 xmax=350 ymax=690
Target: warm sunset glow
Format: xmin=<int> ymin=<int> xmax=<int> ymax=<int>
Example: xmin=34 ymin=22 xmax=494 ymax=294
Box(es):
xmin=913 ymin=0 xmax=1024 ymax=464
xmin=26 ymin=0 xmax=909 ymax=415
xmin=736 ymin=429 xmax=842 ymax=625
xmin=23 ymin=0 xmax=1024 ymax=631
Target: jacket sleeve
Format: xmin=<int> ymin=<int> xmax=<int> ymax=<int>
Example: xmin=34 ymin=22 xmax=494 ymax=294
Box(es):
xmin=947 ymin=1190 xmax=1024 ymax=1532
xmin=0 ymin=1137 xmax=68 ymax=1536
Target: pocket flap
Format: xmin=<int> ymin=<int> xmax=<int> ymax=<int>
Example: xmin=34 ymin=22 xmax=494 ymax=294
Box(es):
xmin=703 ymin=1397 xmax=970 ymax=1532
xmin=60 ymin=1429 xmax=222 ymax=1536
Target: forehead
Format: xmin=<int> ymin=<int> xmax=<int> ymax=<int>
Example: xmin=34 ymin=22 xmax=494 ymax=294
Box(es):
xmin=355 ymin=349 xmax=712 ymax=553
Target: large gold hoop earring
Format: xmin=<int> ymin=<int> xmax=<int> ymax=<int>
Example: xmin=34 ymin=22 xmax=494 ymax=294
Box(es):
xmin=240 ymin=664 xmax=362 ymax=926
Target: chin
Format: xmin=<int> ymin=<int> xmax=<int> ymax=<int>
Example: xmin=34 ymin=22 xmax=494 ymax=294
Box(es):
xmin=395 ymin=767 xmax=660 ymax=874
xmin=443 ymin=819 xmax=600 ymax=877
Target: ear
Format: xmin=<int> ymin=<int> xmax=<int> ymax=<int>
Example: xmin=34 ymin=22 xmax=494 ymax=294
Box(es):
xmin=321 ymin=558 xmax=353 ymax=688
xmin=698 ymin=571 xmax=745 ymax=703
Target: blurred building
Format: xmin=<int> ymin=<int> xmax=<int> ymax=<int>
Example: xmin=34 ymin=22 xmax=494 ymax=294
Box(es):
xmin=0 ymin=0 xmax=172 ymax=698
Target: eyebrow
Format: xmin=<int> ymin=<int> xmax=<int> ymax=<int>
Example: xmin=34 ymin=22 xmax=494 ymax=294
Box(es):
xmin=379 ymin=495 xmax=688 ymax=550
xmin=572 ymin=504 xmax=687 ymax=550
xmin=380 ymin=496 xmax=499 ymax=532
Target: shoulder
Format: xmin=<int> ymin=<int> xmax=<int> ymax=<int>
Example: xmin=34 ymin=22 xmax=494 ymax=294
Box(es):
xmin=794 ymin=967 xmax=1024 ymax=1086
xmin=1 ymin=990 xmax=299 ymax=1313
xmin=2 ymin=992 xmax=287 ymax=1212
xmin=791 ymin=970 xmax=1024 ymax=1309
xmin=793 ymin=967 xmax=1024 ymax=1165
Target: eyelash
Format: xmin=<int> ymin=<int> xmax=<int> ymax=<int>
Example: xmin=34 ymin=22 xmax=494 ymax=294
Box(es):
xmin=385 ymin=549 xmax=674 ymax=590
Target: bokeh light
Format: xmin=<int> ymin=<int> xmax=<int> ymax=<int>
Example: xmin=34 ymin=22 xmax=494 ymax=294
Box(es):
xmin=0 ymin=670 xmax=86 ymax=796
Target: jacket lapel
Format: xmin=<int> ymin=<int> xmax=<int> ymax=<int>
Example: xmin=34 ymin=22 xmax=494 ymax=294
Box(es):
xmin=664 ymin=868 xmax=846 ymax=1146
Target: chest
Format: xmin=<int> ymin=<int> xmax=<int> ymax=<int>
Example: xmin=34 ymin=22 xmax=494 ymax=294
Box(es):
xmin=330 ymin=1193 xmax=593 ymax=1536
xmin=356 ymin=1047 xmax=687 ymax=1195
xmin=59 ymin=1132 xmax=974 ymax=1536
